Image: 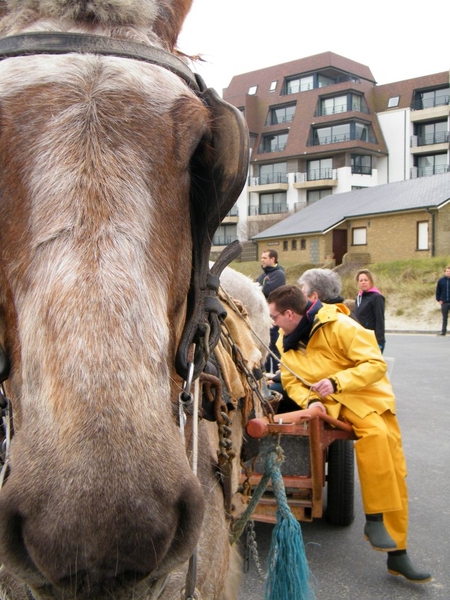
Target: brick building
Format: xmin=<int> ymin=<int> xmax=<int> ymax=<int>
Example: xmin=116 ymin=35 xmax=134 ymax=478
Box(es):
xmin=214 ymin=51 xmax=450 ymax=257
xmin=252 ymin=171 xmax=450 ymax=265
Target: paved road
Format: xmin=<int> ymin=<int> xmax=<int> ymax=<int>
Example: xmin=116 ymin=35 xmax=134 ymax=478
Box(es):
xmin=238 ymin=334 xmax=450 ymax=599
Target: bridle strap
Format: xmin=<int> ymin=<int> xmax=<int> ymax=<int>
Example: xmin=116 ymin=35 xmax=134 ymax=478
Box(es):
xmin=0 ymin=32 xmax=199 ymax=91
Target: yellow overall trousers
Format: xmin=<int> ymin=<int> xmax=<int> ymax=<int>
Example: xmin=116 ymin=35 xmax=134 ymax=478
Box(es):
xmin=340 ymin=406 xmax=408 ymax=550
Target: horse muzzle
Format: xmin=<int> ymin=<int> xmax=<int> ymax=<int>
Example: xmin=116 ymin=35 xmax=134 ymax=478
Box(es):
xmin=0 ymin=440 xmax=205 ymax=599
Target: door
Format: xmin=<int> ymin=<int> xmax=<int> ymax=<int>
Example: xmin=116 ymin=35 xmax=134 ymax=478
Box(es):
xmin=332 ymin=229 xmax=347 ymax=265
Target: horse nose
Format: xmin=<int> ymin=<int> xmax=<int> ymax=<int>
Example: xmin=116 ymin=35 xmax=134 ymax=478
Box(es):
xmin=0 ymin=459 xmax=205 ymax=594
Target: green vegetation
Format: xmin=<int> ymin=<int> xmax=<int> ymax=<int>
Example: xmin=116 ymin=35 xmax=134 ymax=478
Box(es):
xmin=229 ymin=256 xmax=450 ymax=304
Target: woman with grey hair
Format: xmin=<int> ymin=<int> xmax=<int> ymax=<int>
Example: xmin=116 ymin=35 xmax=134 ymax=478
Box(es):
xmin=298 ymin=268 xmax=344 ymax=304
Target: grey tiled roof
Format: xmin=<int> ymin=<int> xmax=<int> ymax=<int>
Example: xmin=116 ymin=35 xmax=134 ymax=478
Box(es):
xmin=252 ymin=172 xmax=450 ymax=239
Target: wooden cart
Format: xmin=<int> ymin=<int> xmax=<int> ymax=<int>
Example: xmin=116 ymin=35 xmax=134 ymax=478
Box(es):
xmin=241 ymin=413 xmax=356 ymax=526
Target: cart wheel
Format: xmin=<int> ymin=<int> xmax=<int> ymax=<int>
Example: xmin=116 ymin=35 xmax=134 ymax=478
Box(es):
xmin=326 ymin=439 xmax=355 ymax=526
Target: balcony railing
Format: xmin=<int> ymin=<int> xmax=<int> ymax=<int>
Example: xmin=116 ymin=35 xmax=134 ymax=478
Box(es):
xmin=319 ymin=103 xmax=370 ymax=116
xmin=410 ymin=164 xmax=449 ymax=178
xmin=284 ymin=74 xmax=361 ymax=95
xmin=411 ymin=95 xmax=450 ymax=111
xmin=411 ymin=131 xmax=449 ymax=147
xmin=248 ymin=204 xmax=289 ymax=216
xmin=265 ymin=114 xmax=295 ymax=125
xmin=258 ymin=143 xmax=288 ymax=153
xmin=248 ymin=172 xmax=288 ymax=185
xmin=226 ymin=206 xmax=239 ymax=217
xmin=294 ymin=201 xmax=307 ymax=212
xmin=351 ymin=165 xmax=372 ymax=175
xmin=295 ymin=169 xmax=337 ymax=182
xmin=212 ymin=235 xmax=238 ymax=246
xmin=308 ymin=131 xmax=377 ymax=146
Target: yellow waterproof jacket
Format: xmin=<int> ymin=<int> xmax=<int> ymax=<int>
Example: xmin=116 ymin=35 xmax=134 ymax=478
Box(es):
xmin=277 ymin=303 xmax=396 ymax=419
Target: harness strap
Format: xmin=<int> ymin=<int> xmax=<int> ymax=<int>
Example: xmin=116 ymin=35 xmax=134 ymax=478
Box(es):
xmin=0 ymin=32 xmax=199 ymax=90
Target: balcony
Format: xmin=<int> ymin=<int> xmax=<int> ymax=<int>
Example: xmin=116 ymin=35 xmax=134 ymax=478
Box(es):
xmin=212 ymin=235 xmax=238 ymax=246
xmin=294 ymin=201 xmax=307 ymax=212
xmin=248 ymin=172 xmax=289 ymax=192
xmin=248 ymin=204 xmax=289 ymax=216
xmin=410 ymin=131 xmax=450 ymax=154
xmin=318 ymin=103 xmax=370 ymax=116
xmin=351 ymin=165 xmax=372 ymax=175
xmin=411 ymin=95 xmax=450 ymax=111
xmin=222 ymin=206 xmax=239 ymax=223
xmin=308 ymin=131 xmax=377 ymax=146
xmin=293 ymin=169 xmax=338 ymax=189
xmin=265 ymin=114 xmax=295 ymax=126
xmin=258 ymin=143 xmax=287 ymax=154
xmin=410 ymin=164 xmax=449 ymax=178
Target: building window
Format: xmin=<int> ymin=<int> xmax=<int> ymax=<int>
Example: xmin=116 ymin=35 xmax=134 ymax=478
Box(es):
xmin=417 ymin=221 xmax=429 ymax=250
xmin=308 ymin=158 xmax=333 ymax=180
xmin=388 ymin=96 xmax=400 ymax=108
xmin=286 ymin=75 xmax=314 ymax=94
xmin=259 ymin=132 xmax=288 ymax=153
xmin=319 ymin=93 xmax=368 ymax=116
xmin=321 ymin=95 xmax=347 ymax=115
xmin=212 ymin=224 xmax=237 ymax=246
xmin=310 ymin=122 xmax=376 ymax=146
xmin=259 ymin=192 xmax=288 ymax=215
xmin=259 ymin=163 xmax=287 ymax=184
xmin=291 ymin=240 xmax=297 ymax=251
xmin=415 ymin=154 xmax=449 ymax=177
xmin=352 ymin=227 xmax=367 ymax=246
xmin=266 ymin=104 xmax=296 ymax=125
xmin=412 ymin=86 xmax=450 ymax=110
xmin=414 ymin=121 xmax=448 ymax=146
xmin=300 ymin=238 xmax=306 ymax=250
xmin=283 ymin=240 xmax=288 ymax=251
xmin=248 ymin=85 xmax=258 ymax=95
xmin=270 ymin=81 xmax=277 ymax=92
xmin=307 ymin=189 xmax=332 ymax=204
xmin=351 ymin=154 xmax=372 ymax=175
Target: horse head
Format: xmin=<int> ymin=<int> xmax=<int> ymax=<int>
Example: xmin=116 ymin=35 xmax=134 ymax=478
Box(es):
xmin=0 ymin=1 xmax=248 ymax=598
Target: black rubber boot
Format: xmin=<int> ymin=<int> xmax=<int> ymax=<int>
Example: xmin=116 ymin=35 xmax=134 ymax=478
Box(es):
xmin=364 ymin=514 xmax=397 ymax=551
xmin=387 ymin=550 xmax=432 ymax=583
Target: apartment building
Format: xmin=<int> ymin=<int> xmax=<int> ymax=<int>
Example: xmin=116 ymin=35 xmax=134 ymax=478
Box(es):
xmin=213 ymin=51 xmax=450 ymax=251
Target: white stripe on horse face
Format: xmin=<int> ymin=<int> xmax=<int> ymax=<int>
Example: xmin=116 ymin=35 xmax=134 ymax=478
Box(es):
xmin=0 ymin=54 xmax=200 ymax=420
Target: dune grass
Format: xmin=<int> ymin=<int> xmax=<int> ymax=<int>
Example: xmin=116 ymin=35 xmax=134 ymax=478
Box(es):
xmin=229 ymin=256 xmax=450 ymax=304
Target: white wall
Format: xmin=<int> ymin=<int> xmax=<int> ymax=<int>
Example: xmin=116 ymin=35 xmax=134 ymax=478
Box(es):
xmin=377 ymin=108 xmax=411 ymax=183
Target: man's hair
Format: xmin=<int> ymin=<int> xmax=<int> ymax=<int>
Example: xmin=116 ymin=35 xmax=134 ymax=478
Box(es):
xmin=355 ymin=268 xmax=375 ymax=285
xmin=267 ymin=285 xmax=307 ymax=315
xmin=445 ymin=265 xmax=450 ymax=270
xmin=262 ymin=249 xmax=278 ymax=262
xmin=298 ymin=268 xmax=342 ymax=301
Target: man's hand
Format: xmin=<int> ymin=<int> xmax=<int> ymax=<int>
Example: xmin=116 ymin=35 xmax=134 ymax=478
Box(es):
xmin=303 ymin=401 xmax=326 ymax=418
xmin=312 ymin=378 xmax=334 ymax=398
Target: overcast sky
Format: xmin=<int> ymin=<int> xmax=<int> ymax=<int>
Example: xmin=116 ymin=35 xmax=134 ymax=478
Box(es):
xmin=178 ymin=0 xmax=449 ymax=95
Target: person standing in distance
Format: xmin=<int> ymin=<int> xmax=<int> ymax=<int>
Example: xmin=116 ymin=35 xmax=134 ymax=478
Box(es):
xmin=354 ymin=268 xmax=385 ymax=353
xmin=256 ymin=249 xmax=286 ymax=373
xmin=435 ymin=265 xmax=450 ymax=336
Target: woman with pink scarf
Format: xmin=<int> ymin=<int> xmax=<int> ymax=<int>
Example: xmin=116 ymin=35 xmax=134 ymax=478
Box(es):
xmin=355 ymin=269 xmax=386 ymax=353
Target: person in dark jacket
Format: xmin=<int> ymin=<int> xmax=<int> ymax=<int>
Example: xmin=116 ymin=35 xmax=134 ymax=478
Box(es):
xmin=256 ymin=249 xmax=286 ymax=373
xmin=435 ymin=265 xmax=450 ymax=336
xmin=256 ymin=249 xmax=286 ymax=298
xmin=354 ymin=269 xmax=385 ymax=353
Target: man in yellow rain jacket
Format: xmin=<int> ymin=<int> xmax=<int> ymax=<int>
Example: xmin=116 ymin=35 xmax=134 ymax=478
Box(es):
xmin=267 ymin=283 xmax=431 ymax=583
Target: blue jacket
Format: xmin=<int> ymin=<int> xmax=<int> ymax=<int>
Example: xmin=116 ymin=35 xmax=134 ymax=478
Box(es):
xmin=436 ymin=276 xmax=450 ymax=303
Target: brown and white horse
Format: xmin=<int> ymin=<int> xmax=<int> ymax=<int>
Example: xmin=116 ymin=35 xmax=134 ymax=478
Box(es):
xmin=0 ymin=1 xmax=255 ymax=598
